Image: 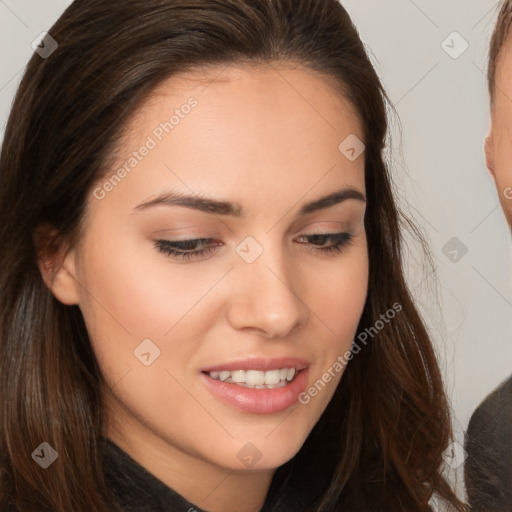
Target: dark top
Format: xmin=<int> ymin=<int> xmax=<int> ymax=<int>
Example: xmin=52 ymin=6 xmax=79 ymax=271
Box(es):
xmin=103 ymin=438 xmax=209 ymax=511
xmin=464 ymin=374 xmax=512 ymax=512
xmin=102 ymin=438 xmax=290 ymax=512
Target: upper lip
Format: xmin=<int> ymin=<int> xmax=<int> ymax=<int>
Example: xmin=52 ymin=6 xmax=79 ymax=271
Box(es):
xmin=201 ymin=357 xmax=310 ymax=373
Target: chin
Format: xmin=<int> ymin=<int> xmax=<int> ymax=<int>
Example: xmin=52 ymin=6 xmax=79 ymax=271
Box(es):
xmin=204 ymin=432 xmax=308 ymax=472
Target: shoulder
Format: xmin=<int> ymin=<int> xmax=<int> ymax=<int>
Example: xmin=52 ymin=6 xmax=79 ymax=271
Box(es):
xmin=467 ymin=374 xmax=512 ymax=434
xmin=464 ymin=374 xmax=512 ymax=511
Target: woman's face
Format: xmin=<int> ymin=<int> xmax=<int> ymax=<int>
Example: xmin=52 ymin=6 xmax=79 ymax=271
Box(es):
xmin=60 ymin=63 xmax=368 ymax=473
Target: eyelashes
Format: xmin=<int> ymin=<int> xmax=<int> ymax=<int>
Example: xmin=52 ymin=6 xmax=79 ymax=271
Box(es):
xmin=155 ymin=238 xmax=220 ymax=261
xmin=154 ymin=232 xmax=354 ymax=261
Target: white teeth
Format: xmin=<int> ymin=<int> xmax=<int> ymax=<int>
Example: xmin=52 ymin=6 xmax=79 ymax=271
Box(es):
xmin=219 ymin=371 xmax=230 ymax=382
xmin=264 ymin=369 xmax=281 ymax=385
xmin=208 ymin=367 xmax=298 ymax=387
xmin=231 ymin=370 xmax=246 ymax=383
xmin=246 ymin=370 xmax=265 ymax=386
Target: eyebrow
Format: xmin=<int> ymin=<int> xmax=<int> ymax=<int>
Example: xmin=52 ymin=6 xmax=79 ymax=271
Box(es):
xmin=133 ymin=187 xmax=366 ymax=217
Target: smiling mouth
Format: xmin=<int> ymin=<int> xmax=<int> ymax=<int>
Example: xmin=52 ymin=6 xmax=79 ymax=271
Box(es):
xmin=203 ymin=368 xmax=297 ymax=389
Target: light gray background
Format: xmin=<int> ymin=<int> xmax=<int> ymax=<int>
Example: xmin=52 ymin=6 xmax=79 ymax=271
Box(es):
xmin=1 ymin=0 xmax=510 ymax=494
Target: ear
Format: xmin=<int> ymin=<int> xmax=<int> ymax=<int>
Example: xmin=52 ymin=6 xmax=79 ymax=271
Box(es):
xmin=33 ymin=223 xmax=80 ymax=306
xmin=485 ymin=134 xmax=496 ymax=179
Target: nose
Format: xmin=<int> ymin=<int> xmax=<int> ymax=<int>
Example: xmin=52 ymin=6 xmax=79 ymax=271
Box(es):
xmin=226 ymin=240 xmax=310 ymax=339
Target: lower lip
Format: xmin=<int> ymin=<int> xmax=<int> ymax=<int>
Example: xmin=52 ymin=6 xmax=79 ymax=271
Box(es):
xmin=200 ymin=369 xmax=309 ymax=414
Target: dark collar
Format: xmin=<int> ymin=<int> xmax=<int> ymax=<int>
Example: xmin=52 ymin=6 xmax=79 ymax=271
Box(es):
xmin=103 ymin=438 xmax=210 ymax=512
xmin=102 ymin=438 xmax=292 ymax=512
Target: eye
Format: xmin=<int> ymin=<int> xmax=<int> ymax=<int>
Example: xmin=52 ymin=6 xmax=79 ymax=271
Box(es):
xmin=154 ymin=232 xmax=354 ymax=261
xmin=295 ymin=232 xmax=354 ymax=255
xmin=154 ymin=238 xmax=219 ymax=261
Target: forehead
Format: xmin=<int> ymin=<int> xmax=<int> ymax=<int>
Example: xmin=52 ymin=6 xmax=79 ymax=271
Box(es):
xmin=86 ymin=62 xmax=367 ymax=225
xmin=120 ymin=61 xmax=363 ymax=145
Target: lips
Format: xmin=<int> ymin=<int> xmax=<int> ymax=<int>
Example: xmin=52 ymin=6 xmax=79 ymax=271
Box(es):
xmin=201 ymin=357 xmax=309 ymax=373
xmin=199 ymin=357 xmax=310 ymax=414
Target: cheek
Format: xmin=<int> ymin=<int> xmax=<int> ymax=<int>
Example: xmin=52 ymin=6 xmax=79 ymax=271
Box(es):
xmin=77 ymin=230 xmax=211 ymax=335
xmin=295 ymin=249 xmax=368 ymax=430
xmin=74 ymin=234 xmax=210 ymax=382
xmin=297 ymin=242 xmax=368 ymax=415
xmin=317 ymin=246 xmax=369 ymax=345
xmin=493 ymin=166 xmax=512 ymax=224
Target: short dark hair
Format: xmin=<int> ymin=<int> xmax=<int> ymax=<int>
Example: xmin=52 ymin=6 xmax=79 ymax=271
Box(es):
xmin=488 ymin=0 xmax=512 ymax=103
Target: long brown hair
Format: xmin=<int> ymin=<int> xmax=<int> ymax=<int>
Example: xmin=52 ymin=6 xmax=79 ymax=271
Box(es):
xmin=0 ymin=1 xmax=467 ymax=510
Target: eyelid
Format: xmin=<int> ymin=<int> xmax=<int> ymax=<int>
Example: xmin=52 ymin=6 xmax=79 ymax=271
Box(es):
xmin=290 ymin=218 xmax=357 ymax=236
xmin=151 ymin=222 xmax=357 ymax=248
xmin=154 ymin=230 xmax=355 ymax=262
xmin=149 ymin=226 xmax=210 ymax=237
